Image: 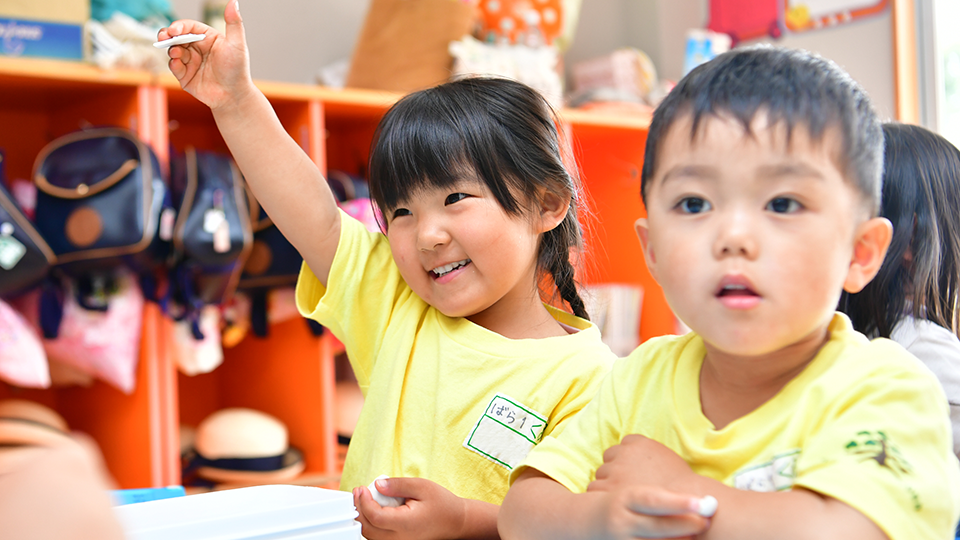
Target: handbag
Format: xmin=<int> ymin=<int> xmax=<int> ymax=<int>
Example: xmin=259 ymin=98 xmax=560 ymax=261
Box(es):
xmin=0 ymin=175 xmax=56 ymax=299
xmin=31 ymin=127 xmax=171 ymax=279
xmin=168 ymin=147 xmax=252 ymax=338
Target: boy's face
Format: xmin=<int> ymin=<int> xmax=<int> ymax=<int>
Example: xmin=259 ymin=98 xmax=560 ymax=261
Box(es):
xmin=637 ymin=112 xmax=885 ymax=357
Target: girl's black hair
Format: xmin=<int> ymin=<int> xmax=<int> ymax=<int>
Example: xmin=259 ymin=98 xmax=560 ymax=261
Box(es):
xmin=840 ymin=123 xmax=960 ymax=338
xmin=367 ymin=76 xmax=590 ymax=319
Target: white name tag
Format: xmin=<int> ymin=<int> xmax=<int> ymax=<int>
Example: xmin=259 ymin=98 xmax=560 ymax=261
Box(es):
xmin=463 ymin=394 xmax=547 ymax=470
xmin=733 ymin=449 xmax=800 ymax=492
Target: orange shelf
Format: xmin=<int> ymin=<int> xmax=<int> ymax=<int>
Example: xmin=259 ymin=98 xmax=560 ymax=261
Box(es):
xmin=0 ymin=57 xmax=669 ymax=490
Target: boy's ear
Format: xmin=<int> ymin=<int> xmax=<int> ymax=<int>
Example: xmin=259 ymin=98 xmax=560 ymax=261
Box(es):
xmin=843 ymin=217 xmax=893 ymax=293
xmin=634 ymin=218 xmax=660 ymax=283
xmin=537 ymin=190 xmax=571 ymax=233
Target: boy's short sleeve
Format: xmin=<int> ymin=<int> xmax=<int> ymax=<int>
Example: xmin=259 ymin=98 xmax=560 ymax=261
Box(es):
xmin=511 ymin=356 xmax=633 ymax=491
xmin=794 ymin=348 xmax=960 ymax=540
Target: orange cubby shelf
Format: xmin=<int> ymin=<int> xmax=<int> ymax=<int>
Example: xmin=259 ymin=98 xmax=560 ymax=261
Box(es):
xmin=0 ymin=57 xmax=673 ymax=492
xmin=179 ymin=318 xmax=339 ymax=478
xmin=564 ymin=119 xmax=676 ymax=342
xmin=0 ymin=304 xmax=180 ymax=490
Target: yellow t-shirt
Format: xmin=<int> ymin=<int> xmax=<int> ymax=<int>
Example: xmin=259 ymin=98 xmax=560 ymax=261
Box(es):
xmin=515 ymin=313 xmax=960 ymax=540
xmin=296 ymin=211 xmax=616 ymax=504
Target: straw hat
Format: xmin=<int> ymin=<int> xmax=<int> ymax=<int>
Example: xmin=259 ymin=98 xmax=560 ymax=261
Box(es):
xmin=0 ymin=400 xmax=70 ymax=448
xmin=187 ymin=408 xmax=304 ymax=484
xmin=0 ymin=399 xmax=68 ymax=432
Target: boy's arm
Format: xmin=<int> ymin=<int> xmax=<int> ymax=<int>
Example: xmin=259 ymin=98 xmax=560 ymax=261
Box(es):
xmin=160 ymin=0 xmax=341 ymax=286
xmin=500 ymin=468 xmax=709 ymax=540
xmin=588 ymin=435 xmax=889 ymax=540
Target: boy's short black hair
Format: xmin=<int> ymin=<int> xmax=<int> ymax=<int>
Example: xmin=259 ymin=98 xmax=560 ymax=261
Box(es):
xmin=641 ymin=45 xmax=883 ymax=215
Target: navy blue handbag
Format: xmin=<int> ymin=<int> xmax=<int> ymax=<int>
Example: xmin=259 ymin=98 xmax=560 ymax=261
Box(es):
xmin=168 ymin=147 xmax=252 ymax=338
xmin=32 ymin=127 xmax=171 ymax=279
xmin=30 ymin=128 xmax=171 ymax=336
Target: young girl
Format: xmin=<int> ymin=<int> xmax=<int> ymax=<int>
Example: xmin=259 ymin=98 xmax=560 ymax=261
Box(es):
xmin=159 ymin=3 xmax=616 ymax=539
xmin=840 ymin=122 xmax=960 ymax=459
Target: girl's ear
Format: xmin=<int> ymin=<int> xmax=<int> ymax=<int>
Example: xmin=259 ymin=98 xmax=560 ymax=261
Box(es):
xmin=537 ymin=190 xmax=571 ymax=233
xmin=843 ymin=216 xmax=893 ymax=293
xmin=634 ymin=218 xmax=659 ymax=283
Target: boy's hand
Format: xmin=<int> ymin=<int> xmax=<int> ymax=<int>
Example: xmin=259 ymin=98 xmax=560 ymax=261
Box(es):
xmin=589 ymin=434 xmax=696 ymax=494
xmin=158 ymin=0 xmax=254 ymax=111
xmin=351 ymin=477 xmax=471 ymax=540
xmin=593 ymin=485 xmax=710 ymax=540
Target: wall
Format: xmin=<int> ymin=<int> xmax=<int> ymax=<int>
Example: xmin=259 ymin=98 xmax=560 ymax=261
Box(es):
xmin=169 ymin=0 xmax=896 ymax=120
xmin=566 ymin=0 xmax=895 ymax=121
xmin=169 ymin=0 xmax=370 ymax=85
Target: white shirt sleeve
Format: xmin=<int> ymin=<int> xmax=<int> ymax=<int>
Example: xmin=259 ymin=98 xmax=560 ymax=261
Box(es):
xmin=891 ymin=316 xmax=960 ymax=457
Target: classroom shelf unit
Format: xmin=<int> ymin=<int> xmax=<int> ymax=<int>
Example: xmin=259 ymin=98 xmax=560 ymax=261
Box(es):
xmin=0 ymin=56 xmax=671 ymax=490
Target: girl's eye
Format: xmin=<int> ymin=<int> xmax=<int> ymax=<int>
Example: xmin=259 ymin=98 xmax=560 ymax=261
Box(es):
xmin=766 ymin=197 xmax=802 ymax=213
xmin=677 ymin=197 xmax=711 ymax=214
xmin=445 ymin=193 xmax=469 ymax=205
xmin=392 ymin=208 xmax=411 ymax=219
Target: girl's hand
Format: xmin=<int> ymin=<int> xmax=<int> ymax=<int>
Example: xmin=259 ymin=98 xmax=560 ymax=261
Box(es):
xmin=158 ymin=0 xmax=254 ymax=111
xmin=351 ymin=477 xmax=470 ymax=540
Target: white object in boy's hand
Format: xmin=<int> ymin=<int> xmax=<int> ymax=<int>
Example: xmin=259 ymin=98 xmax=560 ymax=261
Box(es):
xmin=153 ymin=33 xmax=206 ymax=49
xmin=368 ymin=475 xmax=404 ymax=507
xmin=697 ymin=495 xmax=718 ymax=517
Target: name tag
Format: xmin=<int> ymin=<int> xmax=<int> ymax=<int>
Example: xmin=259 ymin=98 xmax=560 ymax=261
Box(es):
xmin=463 ymin=394 xmax=547 ymax=470
xmin=733 ymin=449 xmax=800 ymax=492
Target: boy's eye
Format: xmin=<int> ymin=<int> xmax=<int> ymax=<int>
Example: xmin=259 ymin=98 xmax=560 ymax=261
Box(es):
xmin=766 ymin=197 xmax=801 ymax=213
xmin=445 ymin=192 xmax=469 ymax=205
xmin=392 ymin=208 xmax=411 ymax=219
xmin=677 ymin=197 xmax=711 ymax=214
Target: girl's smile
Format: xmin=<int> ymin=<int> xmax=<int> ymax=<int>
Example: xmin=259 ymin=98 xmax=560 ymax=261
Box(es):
xmin=430 ymin=259 xmax=471 ymax=280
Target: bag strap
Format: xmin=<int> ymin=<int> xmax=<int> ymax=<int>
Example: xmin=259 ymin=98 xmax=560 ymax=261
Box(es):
xmin=39 ymin=275 xmax=64 ymax=339
xmin=32 ymin=128 xmax=150 ymax=200
xmin=171 ymin=146 xmax=199 ymax=254
xmin=34 ymin=159 xmax=139 ymax=199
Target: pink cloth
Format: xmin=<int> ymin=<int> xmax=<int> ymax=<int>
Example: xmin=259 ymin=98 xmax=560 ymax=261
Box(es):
xmin=0 ymin=298 xmax=50 ymax=388
xmin=339 ymin=198 xmax=382 ymax=233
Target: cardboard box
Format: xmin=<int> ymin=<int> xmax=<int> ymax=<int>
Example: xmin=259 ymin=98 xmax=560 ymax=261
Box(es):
xmin=0 ymin=0 xmax=89 ymax=60
xmin=346 ymin=0 xmax=478 ymax=94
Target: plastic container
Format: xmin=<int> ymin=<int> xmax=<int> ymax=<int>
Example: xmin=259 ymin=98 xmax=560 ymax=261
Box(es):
xmin=113 ymin=484 xmax=360 ymax=540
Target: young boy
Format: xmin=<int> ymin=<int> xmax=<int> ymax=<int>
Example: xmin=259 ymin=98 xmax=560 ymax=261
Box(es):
xmin=499 ymin=46 xmax=960 ymax=540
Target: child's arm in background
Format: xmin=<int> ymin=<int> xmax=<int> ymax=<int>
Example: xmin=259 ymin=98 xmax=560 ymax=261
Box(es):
xmin=353 ymin=477 xmax=500 ymax=540
xmin=538 ymin=435 xmax=887 ymax=540
xmin=159 ymin=0 xmax=341 ymax=286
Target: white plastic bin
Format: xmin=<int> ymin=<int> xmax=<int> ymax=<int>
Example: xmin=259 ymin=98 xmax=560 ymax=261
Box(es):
xmin=113 ymin=484 xmax=360 ymax=540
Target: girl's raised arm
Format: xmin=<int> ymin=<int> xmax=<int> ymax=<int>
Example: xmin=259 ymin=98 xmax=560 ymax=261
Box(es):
xmin=160 ymin=0 xmax=341 ymax=285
